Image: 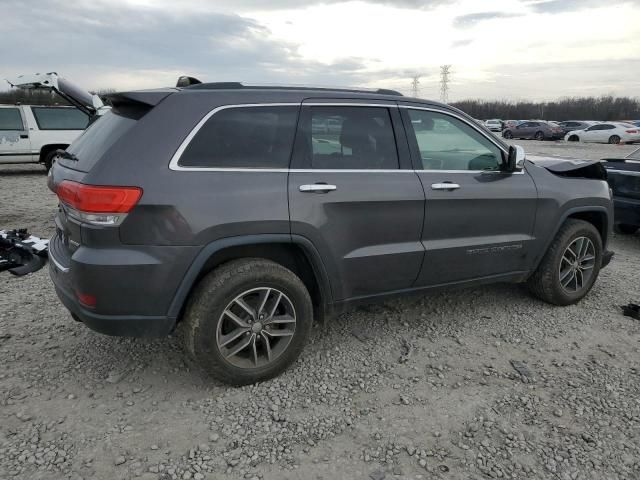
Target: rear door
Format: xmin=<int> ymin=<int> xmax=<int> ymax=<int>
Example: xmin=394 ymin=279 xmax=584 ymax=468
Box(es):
xmin=288 ymin=101 xmax=425 ymax=300
xmin=400 ymin=105 xmax=538 ymax=286
xmin=0 ymin=106 xmax=32 ymax=163
xmin=515 ymin=122 xmax=534 ymax=139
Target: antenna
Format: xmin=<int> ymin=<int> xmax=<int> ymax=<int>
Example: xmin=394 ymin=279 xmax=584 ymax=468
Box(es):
xmin=440 ymin=65 xmax=452 ymax=103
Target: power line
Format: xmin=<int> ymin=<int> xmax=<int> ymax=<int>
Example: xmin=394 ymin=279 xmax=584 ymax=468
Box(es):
xmin=440 ymin=65 xmax=452 ymax=103
xmin=410 ymin=74 xmax=421 ymax=97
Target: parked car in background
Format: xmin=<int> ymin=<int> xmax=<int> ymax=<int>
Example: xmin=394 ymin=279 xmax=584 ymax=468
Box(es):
xmin=602 ymin=147 xmax=640 ymax=234
xmin=503 ymin=120 xmax=522 ymax=129
xmin=46 ymin=80 xmax=614 ymax=385
xmin=484 ymin=119 xmax=503 ymax=132
xmin=557 ymin=120 xmax=597 ymax=136
xmin=565 ymin=123 xmax=640 ymax=144
xmin=0 ymin=105 xmax=88 ymax=170
xmin=502 ymin=120 xmax=564 ymax=140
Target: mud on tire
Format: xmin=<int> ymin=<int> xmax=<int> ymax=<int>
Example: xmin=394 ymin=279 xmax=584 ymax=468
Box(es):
xmin=181 ymin=258 xmax=313 ymax=385
xmin=527 ymin=219 xmax=602 ymax=306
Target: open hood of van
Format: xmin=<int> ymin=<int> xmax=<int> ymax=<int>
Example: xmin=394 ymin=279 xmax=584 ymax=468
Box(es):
xmin=5 ymin=72 xmax=108 ymax=117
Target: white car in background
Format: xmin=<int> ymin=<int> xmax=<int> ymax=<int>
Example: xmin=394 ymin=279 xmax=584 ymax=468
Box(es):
xmin=565 ymin=122 xmax=640 ymax=145
xmin=484 ymin=119 xmax=503 ymax=132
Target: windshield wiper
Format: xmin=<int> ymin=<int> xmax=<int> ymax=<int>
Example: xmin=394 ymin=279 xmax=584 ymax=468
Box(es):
xmin=55 ymin=149 xmax=78 ymax=161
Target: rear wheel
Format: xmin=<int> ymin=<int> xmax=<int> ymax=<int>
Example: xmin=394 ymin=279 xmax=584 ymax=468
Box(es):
xmin=615 ymin=223 xmax=639 ymax=234
xmin=181 ymin=258 xmax=313 ymax=385
xmin=43 ymin=150 xmax=58 ymax=172
xmin=609 ymin=135 xmax=621 ymax=144
xmin=534 ymin=131 xmax=545 ymax=141
xmin=527 ymin=219 xmax=602 ymax=306
xmin=503 ymin=130 xmax=513 ymax=139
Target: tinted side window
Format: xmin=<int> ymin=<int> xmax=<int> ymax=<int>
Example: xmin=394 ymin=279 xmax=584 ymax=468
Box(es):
xmin=406 ymin=109 xmax=503 ymax=171
xmin=31 ymin=107 xmax=89 ymax=130
xmin=306 ymin=106 xmax=399 ymax=169
xmin=0 ymin=108 xmax=23 ymax=130
xmin=179 ymin=106 xmax=298 ymax=168
xmin=602 ymin=124 xmax=615 ymax=130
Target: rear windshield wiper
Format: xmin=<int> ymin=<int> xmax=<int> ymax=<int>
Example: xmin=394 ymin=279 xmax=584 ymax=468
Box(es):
xmin=55 ymin=149 xmax=78 ymax=161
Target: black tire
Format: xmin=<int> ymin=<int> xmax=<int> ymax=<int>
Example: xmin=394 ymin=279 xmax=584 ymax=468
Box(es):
xmin=503 ymin=130 xmax=513 ymax=139
xmin=43 ymin=150 xmax=58 ymax=172
xmin=534 ymin=131 xmax=545 ymax=141
xmin=568 ymin=135 xmax=579 ymax=142
xmin=527 ymin=219 xmax=602 ymax=306
xmin=615 ymin=223 xmax=639 ymax=234
xmin=181 ymin=258 xmax=313 ymax=385
xmin=608 ymin=135 xmax=621 ymax=145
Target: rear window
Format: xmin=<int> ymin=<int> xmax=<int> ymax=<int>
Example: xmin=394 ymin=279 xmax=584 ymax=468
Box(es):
xmin=31 ymin=107 xmax=89 ymax=130
xmin=178 ymin=106 xmax=299 ymax=169
xmin=65 ymin=111 xmax=136 ymax=171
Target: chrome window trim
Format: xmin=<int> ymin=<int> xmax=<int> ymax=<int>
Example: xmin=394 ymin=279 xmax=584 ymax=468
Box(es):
xmin=169 ymin=101 xmax=521 ymax=174
xmin=169 ymin=103 xmax=301 ymax=171
xmin=169 ymin=102 xmax=399 ymax=171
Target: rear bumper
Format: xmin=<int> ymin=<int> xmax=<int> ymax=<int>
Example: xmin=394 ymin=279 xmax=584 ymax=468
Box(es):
xmin=613 ymin=196 xmax=640 ymax=226
xmin=52 ymin=280 xmax=175 ymax=337
xmin=48 ymin=232 xmax=198 ymax=337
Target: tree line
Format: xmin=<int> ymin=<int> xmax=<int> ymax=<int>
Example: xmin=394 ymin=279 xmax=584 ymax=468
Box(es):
xmin=1 ymin=87 xmax=639 ymax=121
xmin=451 ymin=96 xmax=640 ymax=121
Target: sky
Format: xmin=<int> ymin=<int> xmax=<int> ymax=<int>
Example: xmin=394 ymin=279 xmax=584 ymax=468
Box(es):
xmin=1 ymin=0 xmax=639 ymax=101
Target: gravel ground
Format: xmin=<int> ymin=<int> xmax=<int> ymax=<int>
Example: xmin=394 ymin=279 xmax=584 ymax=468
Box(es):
xmin=1 ymin=141 xmax=639 ymax=480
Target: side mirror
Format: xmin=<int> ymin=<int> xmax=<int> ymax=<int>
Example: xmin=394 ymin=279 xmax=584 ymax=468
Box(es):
xmin=505 ymin=145 xmax=526 ymax=172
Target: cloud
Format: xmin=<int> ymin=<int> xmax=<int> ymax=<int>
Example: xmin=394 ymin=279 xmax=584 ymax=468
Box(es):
xmin=527 ymin=0 xmax=631 ymax=13
xmin=453 ymin=11 xmax=522 ymax=27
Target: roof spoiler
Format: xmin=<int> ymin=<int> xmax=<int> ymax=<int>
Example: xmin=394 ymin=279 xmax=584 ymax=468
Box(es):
xmin=5 ymin=72 xmax=108 ymax=117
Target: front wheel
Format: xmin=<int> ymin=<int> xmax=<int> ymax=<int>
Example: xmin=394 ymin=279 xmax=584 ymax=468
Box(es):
xmin=43 ymin=150 xmax=58 ymax=172
xmin=609 ymin=135 xmax=621 ymax=144
xmin=181 ymin=259 xmax=313 ymax=385
xmin=503 ymin=130 xmax=513 ymax=139
xmin=527 ymin=219 xmax=602 ymax=306
xmin=568 ymin=135 xmax=579 ymax=142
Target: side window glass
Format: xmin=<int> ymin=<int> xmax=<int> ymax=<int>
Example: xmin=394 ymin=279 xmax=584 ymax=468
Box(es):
xmin=519 ymin=122 xmax=529 ymax=128
xmin=602 ymin=125 xmax=615 ymax=130
xmin=0 ymin=108 xmax=24 ymax=130
xmin=31 ymin=107 xmax=89 ymax=130
xmin=406 ymin=109 xmax=503 ymax=171
xmin=307 ymin=106 xmax=399 ymax=170
xmin=179 ymin=106 xmax=298 ymax=168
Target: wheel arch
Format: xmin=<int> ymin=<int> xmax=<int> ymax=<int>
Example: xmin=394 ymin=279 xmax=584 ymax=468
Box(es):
xmin=39 ymin=143 xmax=69 ymax=163
xmin=531 ymin=206 xmax=610 ymax=274
xmin=168 ymin=234 xmax=334 ymax=324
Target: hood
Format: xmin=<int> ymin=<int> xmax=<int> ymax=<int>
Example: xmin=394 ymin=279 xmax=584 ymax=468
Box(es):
xmin=527 ymin=155 xmax=607 ymax=180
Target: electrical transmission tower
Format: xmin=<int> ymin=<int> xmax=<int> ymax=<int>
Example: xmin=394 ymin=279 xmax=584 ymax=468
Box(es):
xmin=440 ymin=65 xmax=452 ymax=103
xmin=410 ymin=75 xmax=421 ymax=97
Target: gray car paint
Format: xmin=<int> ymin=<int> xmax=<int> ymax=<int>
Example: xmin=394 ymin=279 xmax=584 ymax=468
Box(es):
xmin=47 ymin=87 xmax=613 ymax=337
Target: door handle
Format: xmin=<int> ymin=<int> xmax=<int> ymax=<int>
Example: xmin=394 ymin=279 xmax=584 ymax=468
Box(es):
xmin=431 ymin=183 xmax=460 ymax=190
xmin=299 ymin=184 xmax=337 ymax=193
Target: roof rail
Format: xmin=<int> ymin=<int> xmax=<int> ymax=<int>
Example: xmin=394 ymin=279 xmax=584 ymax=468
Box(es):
xmin=183 ymin=82 xmax=403 ymax=96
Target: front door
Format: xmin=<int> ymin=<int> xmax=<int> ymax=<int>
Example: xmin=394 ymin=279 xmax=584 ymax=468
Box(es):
xmin=288 ymin=101 xmax=425 ymax=300
xmin=400 ymin=105 xmax=538 ymax=287
xmin=0 ymin=107 xmax=32 ymax=163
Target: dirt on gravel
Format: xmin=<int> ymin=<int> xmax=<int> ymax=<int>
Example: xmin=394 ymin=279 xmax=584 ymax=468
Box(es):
xmin=1 ymin=141 xmax=639 ymax=480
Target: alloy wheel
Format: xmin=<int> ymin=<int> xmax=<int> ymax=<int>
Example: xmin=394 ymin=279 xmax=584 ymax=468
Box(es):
xmin=558 ymin=236 xmax=596 ymax=293
xmin=216 ymin=287 xmax=296 ymax=369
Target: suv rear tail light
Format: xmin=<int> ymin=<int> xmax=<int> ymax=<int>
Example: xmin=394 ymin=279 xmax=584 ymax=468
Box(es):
xmin=56 ymin=180 xmax=142 ymax=226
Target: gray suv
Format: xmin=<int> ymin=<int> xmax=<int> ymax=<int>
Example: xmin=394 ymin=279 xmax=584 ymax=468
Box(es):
xmin=48 ymin=82 xmax=614 ymax=385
